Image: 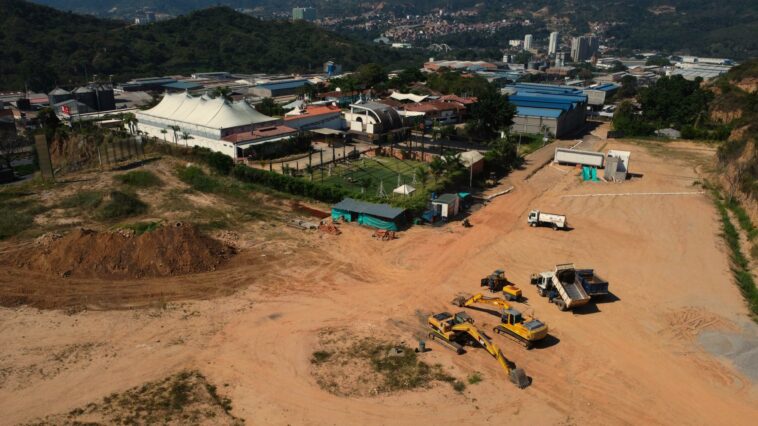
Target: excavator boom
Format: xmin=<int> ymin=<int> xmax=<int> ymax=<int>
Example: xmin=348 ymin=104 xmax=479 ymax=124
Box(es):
xmin=450 ymin=322 xmax=529 ymax=388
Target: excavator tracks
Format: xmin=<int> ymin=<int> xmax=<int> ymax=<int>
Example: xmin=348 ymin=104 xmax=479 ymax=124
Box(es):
xmin=493 ymin=325 xmax=534 ymax=349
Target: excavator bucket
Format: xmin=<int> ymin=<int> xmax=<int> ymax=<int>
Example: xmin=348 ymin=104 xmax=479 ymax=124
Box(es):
xmin=509 ymin=368 xmax=530 ymax=389
xmin=451 ymin=296 xmax=467 ymax=307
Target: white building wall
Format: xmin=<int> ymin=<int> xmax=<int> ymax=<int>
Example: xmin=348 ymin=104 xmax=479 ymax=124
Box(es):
xmin=137 ymin=121 xmax=237 ymax=158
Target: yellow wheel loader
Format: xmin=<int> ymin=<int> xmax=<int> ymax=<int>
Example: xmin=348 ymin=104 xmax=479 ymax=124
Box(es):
xmin=427 ymin=311 xmax=530 ymax=389
xmin=452 ymin=293 xmax=548 ymax=349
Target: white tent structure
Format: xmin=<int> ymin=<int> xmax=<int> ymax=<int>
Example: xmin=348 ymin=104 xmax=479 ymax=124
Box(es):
xmin=136 ymin=92 xmax=283 ymax=158
xmin=393 ymin=184 xmax=416 ymax=196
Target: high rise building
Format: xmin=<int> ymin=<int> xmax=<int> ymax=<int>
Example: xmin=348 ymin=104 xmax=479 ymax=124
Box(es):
xmin=524 ymin=34 xmax=533 ymax=50
xmin=292 ymin=7 xmax=316 ymax=21
xmin=571 ymin=36 xmax=599 ymax=62
xmin=548 ymin=32 xmax=559 ymax=55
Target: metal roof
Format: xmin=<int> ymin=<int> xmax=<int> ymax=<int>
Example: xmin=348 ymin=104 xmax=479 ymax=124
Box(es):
xmin=162 ymin=81 xmax=203 ymax=90
xmin=433 ymin=193 xmax=459 ymax=204
xmin=516 ymin=106 xmax=563 ymax=118
xmin=255 ymin=79 xmax=309 ymax=90
xmin=332 ymin=198 xmax=406 ymax=220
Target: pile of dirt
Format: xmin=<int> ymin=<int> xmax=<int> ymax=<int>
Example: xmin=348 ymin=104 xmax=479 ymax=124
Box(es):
xmin=12 ymin=223 xmax=235 ymax=280
xmin=23 ymin=370 xmax=243 ymax=425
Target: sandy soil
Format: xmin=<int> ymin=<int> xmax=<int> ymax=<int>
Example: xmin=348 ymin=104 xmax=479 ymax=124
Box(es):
xmin=1 ymin=130 xmax=757 ymax=425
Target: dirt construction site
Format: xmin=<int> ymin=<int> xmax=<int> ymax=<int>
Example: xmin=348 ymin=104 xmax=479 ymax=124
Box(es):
xmin=1 ymin=128 xmax=757 ymax=425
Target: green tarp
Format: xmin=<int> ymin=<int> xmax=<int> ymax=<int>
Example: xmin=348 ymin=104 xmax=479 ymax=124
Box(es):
xmin=332 ymin=208 xmax=352 ymax=222
xmin=358 ymin=213 xmax=398 ymax=231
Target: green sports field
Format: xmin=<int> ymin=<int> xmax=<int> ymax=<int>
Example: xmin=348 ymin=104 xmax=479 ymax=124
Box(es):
xmin=310 ymin=156 xmax=428 ymax=195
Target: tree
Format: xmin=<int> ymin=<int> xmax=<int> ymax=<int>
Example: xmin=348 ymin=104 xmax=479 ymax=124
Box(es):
xmin=122 ymin=112 xmax=137 ymax=135
xmin=645 ymin=56 xmax=672 ymax=67
xmin=638 ymin=75 xmax=713 ymax=129
xmin=612 ymin=101 xmax=654 ymax=136
xmin=160 ymin=128 xmax=168 ymax=142
xmin=466 ymin=90 xmax=516 ymax=139
xmin=168 ymin=125 xmax=180 ymax=144
xmin=355 ymin=63 xmax=388 ymax=88
xmin=484 ymin=132 xmax=521 ymax=175
xmin=617 ymin=75 xmax=638 ymax=98
xmin=257 ymin=97 xmax=283 ymax=116
xmin=428 ymin=157 xmax=445 ymax=182
xmin=212 ymin=86 xmax=233 ymax=101
xmin=181 ymin=131 xmax=192 ymax=147
xmin=609 ymin=60 xmax=628 ymax=72
xmin=414 ymin=165 xmax=428 ymax=187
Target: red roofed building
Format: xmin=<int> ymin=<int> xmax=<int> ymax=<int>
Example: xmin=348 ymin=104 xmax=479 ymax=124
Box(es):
xmin=284 ymin=104 xmax=342 ymax=131
xmin=401 ymin=101 xmax=465 ymax=126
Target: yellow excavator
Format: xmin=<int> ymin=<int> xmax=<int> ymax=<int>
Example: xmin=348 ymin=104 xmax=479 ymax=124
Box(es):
xmin=428 ymin=312 xmax=530 ymax=389
xmin=452 ymin=293 xmax=548 ymax=349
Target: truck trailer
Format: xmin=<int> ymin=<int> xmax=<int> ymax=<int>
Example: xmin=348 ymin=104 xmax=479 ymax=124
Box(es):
xmin=554 ymin=148 xmax=605 ymax=168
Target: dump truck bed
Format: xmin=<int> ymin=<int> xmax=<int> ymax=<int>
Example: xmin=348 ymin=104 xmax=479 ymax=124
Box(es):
xmin=576 ymin=269 xmax=609 ymax=297
xmin=553 ymin=272 xmax=591 ymax=309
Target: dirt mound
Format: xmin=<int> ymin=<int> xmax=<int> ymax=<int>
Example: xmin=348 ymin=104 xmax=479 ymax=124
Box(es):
xmin=23 ymin=370 xmax=243 ymax=425
xmin=13 ymin=223 xmax=234 ymax=280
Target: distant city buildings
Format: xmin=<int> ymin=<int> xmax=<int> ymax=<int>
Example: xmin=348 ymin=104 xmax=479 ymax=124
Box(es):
xmin=524 ymin=34 xmax=533 ymax=50
xmin=292 ymin=7 xmax=316 ymax=21
xmin=134 ymin=9 xmax=156 ymax=25
xmin=571 ymin=35 xmax=599 ymax=62
xmin=509 ymin=40 xmax=523 ymax=48
xmin=548 ymin=32 xmax=559 ymax=55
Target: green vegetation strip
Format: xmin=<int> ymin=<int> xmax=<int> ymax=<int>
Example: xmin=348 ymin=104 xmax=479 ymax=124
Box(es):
xmin=116 ymin=170 xmax=162 ymax=188
xmin=713 ymin=191 xmax=758 ymax=320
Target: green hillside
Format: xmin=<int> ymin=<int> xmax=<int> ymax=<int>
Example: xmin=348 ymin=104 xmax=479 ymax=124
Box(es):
xmin=0 ymin=0 xmax=422 ymax=91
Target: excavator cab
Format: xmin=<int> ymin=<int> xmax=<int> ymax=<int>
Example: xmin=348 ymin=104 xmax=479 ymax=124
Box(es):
xmin=502 ymin=308 xmax=523 ymax=326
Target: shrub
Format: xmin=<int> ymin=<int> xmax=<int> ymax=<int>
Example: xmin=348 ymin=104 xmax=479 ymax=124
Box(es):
xmin=116 ymin=170 xmax=162 ymax=188
xmin=120 ymin=220 xmax=162 ymax=235
xmin=232 ymin=164 xmax=348 ymax=203
xmin=467 ymin=372 xmax=483 ymax=385
xmin=452 ymin=380 xmax=466 ymax=392
xmin=177 ymin=166 xmax=221 ymax=193
xmin=206 ymin=151 xmax=234 ymax=175
xmin=97 ymin=191 xmax=148 ymax=219
xmin=59 ymin=191 xmax=103 ymax=209
xmin=311 ymin=351 xmax=333 ymax=364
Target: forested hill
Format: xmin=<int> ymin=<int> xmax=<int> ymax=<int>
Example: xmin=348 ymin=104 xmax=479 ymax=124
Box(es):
xmin=0 ymin=0 xmax=422 ymax=91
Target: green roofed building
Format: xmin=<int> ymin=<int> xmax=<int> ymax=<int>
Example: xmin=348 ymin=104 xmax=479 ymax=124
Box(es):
xmin=331 ymin=198 xmax=407 ymax=231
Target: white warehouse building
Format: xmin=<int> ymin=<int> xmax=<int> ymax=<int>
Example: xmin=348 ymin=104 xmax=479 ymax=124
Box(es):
xmin=136 ymin=92 xmax=297 ymax=159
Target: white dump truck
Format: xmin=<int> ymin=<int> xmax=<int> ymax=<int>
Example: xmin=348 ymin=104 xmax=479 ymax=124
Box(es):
xmin=527 ymin=210 xmax=567 ymax=230
xmin=530 ymin=264 xmax=591 ymax=311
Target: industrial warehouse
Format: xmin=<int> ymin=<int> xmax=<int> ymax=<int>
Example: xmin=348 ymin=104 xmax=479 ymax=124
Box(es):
xmin=504 ymin=83 xmax=588 ymax=138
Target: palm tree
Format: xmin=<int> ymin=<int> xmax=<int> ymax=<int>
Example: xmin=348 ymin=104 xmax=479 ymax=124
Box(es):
xmin=429 ymin=157 xmax=445 ymax=183
xmin=160 ymin=128 xmax=168 ymax=142
xmin=414 ymin=165 xmax=428 ymax=188
xmin=123 ymin=112 xmax=137 ymax=135
xmin=181 ymin=131 xmax=192 ymax=147
xmin=168 ymin=125 xmax=180 ymax=144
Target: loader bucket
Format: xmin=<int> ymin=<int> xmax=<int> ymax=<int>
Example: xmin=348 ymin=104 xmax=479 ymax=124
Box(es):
xmin=509 ymin=368 xmax=530 ymax=389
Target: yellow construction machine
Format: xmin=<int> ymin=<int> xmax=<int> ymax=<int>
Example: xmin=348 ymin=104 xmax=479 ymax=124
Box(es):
xmin=480 ymin=269 xmax=522 ymax=301
xmin=452 ymin=293 xmax=548 ymax=349
xmin=427 ymin=312 xmax=530 ymax=388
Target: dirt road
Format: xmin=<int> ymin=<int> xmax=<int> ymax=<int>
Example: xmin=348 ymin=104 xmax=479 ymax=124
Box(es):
xmin=1 ymin=135 xmax=756 ymax=425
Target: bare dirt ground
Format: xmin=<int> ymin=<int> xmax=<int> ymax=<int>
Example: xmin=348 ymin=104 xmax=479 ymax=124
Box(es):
xmin=1 ymin=129 xmax=757 ymax=425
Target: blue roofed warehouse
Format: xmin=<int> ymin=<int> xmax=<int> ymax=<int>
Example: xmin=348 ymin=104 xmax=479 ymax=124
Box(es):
xmin=331 ymin=198 xmax=407 ymax=231
xmin=505 ymin=83 xmax=588 ymax=138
